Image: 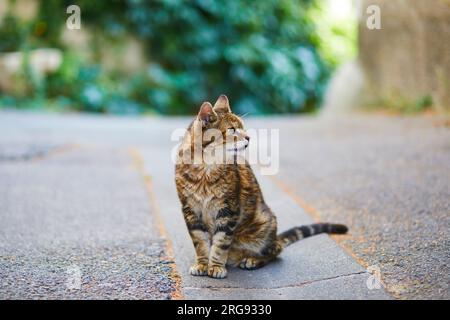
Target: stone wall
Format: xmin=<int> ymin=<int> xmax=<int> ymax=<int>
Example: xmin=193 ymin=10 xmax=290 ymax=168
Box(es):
xmin=0 ymin=0 xmax=38 ymax=23
xmin=359 ymin=0 xmax=450 ymax=111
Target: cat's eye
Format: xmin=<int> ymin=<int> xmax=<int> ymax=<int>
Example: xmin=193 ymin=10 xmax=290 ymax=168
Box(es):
xmin=228 ymin=127 xmax=236 ymax=133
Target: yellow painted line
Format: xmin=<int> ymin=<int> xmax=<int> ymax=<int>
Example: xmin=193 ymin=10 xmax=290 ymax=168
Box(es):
xmin=267 ymin=172 xmax=393 ymax=295
xmin=266 ymin=173 xmax=377 ymax=274
xmin=129 ymin=147 xmax=184 ymax=300
xmin=266 ymin=173 xmax=323 ymax=223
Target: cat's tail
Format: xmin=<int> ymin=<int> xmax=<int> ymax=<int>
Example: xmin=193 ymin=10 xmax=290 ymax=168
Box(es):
xmin=277 ymin=223 xmax=348 ymax=249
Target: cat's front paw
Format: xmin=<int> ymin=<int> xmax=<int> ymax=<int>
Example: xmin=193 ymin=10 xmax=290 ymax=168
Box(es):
xmin=238 ymin=257 xmax=260 ymax=270
xmin=208 ymin=265 xmax=228 ymax=279
xmin=189 ymin=263 xmax=208 ymax=276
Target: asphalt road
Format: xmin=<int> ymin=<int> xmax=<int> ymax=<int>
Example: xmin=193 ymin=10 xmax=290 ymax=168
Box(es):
xmin=0 ymin=110 xmax=448 ymax=299
xmin=0 ymin=125 xmax=179 ymax=299
xmin=248 ymin=115 xmax=450 ymax=299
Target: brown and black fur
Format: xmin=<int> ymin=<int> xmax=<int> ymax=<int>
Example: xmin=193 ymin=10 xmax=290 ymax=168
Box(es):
xmin=175 ymin=95 xmax=347 ymax=279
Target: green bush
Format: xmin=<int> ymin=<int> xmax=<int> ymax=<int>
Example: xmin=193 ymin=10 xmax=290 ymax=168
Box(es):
xmin=1 ymin=0 xmax=336 ymax=115
xmin=0 ymin=14 xmax=27 ymax=52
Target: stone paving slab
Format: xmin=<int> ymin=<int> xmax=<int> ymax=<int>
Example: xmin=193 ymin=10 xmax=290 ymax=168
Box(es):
xmin=140 ymin=146 xmax=391 ymax=299
xmin=184 ymin=273 xmax=389 ymax=300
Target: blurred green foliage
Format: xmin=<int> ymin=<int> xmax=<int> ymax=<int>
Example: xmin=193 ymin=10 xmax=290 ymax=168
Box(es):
xmin=0 ymin=0 xmax=356 ymax=115
xmin=0 ymin=14 xmax=27 ymax=52
xmin=309 ymin=0 xmax=357 ymax=68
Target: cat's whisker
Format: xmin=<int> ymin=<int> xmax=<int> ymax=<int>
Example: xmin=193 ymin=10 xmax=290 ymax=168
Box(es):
xmin=239 ymin=112 xmax=251 ymax=119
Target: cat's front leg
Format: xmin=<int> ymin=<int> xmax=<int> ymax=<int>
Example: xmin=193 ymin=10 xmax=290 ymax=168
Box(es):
xmin=208 ymin=207 xmax=239 ymax=279
xmin=182 ymin=205 xmax=210 ymax=276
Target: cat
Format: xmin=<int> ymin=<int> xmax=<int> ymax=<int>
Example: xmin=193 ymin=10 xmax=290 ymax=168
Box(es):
xmin=175 ymin=94 xmax=348 ymax=279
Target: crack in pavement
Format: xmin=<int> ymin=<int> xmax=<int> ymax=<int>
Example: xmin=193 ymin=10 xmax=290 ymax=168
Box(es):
xmin=183 ymin=271 xmax=369 ymax=291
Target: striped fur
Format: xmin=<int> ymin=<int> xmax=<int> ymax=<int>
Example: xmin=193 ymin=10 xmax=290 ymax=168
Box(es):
xmin=175 ymin=95 xmax=348 ymax=278
xmin=277 ymin=223 xmax=348 ymax=248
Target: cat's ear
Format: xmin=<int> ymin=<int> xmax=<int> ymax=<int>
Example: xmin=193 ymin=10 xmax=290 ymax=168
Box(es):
xmin=213 ymin=94 xmax=231 ymax=113
xmin=197 ymin=102 xmax=216 ymax=127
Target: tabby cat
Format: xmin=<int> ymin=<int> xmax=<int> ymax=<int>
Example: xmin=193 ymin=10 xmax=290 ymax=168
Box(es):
xmin=175 ymin=95 xmax=348 ymax=279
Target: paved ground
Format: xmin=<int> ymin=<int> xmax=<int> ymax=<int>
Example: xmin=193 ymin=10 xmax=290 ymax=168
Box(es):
xmin=251 ymin=115 xmax=450 ymax=299
xmin=143 ymin=144 xmax=388 ymax=299
xmin=0 ymin=110 xmax=447 ymax=299
xmin=0 ymin=117 xmax=180 ymax=299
